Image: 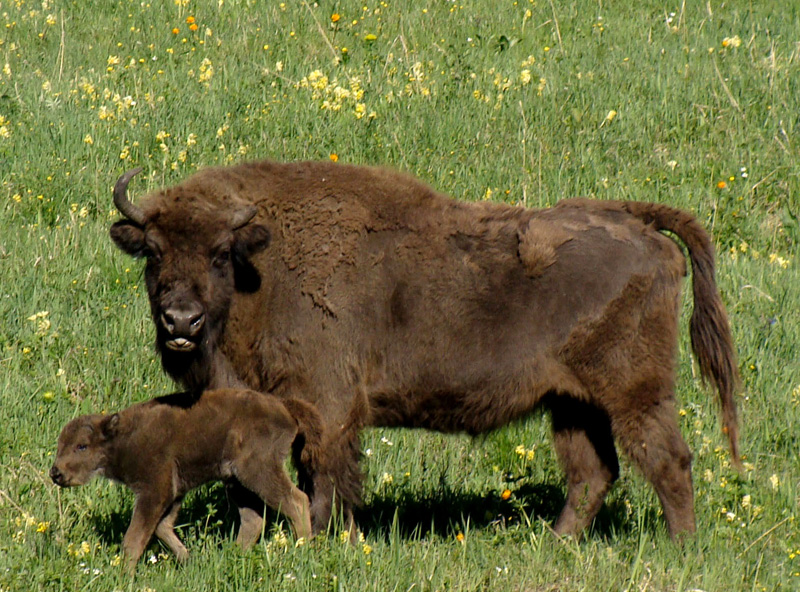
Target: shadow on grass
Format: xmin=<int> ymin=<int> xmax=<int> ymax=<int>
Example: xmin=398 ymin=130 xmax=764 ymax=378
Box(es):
xmin=357 ymin=481 xmax=564 ymax=540
xmin=358 ymin=480 xmax=666 ymax=541
xmin=89 ymin=479 xmax=665 ymax=548
xmin=89 ymin=482 xmax=280 ymax=551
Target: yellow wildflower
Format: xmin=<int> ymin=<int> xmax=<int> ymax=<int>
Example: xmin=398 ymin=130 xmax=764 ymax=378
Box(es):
xmin=98 ymin=106 xmax=114 ymax=121
xmin=722 ymin=35 xmax=742 ymax=48
xmin=198 ymin=58 xmax=214 ymax=82
xmin=0 ymin=115 xmax=11 ymax=138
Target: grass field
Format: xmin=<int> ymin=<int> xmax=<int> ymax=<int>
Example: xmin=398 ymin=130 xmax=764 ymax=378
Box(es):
xmin=1 ymin=0 xmax=799 ymax=590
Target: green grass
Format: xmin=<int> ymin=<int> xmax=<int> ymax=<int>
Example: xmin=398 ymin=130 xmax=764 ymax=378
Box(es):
xmin=1 ymin=0 xmax=799 ymax=590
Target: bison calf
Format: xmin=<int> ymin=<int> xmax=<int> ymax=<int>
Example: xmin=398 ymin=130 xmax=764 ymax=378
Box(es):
xmin=50 ymin=389 xmax=315 ymax=573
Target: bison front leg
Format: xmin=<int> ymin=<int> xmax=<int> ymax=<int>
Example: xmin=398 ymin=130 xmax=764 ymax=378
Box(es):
xmin=308 ymin=426 xmax=362 ymax=540
xmin=549 ymin=396 xmax=620 ymax=537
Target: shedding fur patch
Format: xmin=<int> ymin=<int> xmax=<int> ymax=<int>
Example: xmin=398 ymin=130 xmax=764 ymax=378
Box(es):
xmin=267 ymin=197 xmax=372 ymax=315
xmin=517 ymin=219 xmax=573 ymax=278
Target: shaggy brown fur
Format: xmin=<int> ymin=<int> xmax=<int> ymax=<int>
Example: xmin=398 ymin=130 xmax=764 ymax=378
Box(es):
xmin=50 ymin=389 xmax=317 ymax=572
xmin=109 ymin=159 xmax=740 ymax=539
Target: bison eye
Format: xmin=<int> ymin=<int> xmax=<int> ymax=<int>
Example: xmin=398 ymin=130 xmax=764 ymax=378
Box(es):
xmin=144 ymin=239 xmax=163 ymax=263
xmin=76 ymin=444 xmax=87 ymax=452
xmin=212 ymin=249 xmax=231 ymax=268
xmin=145 ymin=247 xmax=162 ymax=264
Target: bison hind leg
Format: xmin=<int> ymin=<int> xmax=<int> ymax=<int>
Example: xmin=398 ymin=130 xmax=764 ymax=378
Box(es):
xmin=548 ymin=394 xmax=620 ymax=538
xmin=614 ymin=392 xmax=695 ymax=540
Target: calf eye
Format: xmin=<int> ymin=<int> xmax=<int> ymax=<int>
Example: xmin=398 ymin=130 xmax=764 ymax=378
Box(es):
xmin=76 ymin=444 xmax=87 ymax=452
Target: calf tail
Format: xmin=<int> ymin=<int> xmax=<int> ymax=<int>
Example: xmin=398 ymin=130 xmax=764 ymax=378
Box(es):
xmin=621 ymin=202 xmax=741 ymax=467
xmin=284 ymin=384 xmax=370 ymax=532
xmin=282 ymin=398 xmax=324 ymax=467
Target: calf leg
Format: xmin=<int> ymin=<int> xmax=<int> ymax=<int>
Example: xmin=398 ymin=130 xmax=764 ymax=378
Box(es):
xmin=236 ymin=461 xmax=312 ymax=541
xmin=234 ymin=426 xmax=313 ymax=542
xmin=154 ymin=498 xmax=189 ymax=561
xmin=122 ymin=492 xmax=172 ymax=574
xmin=615 ymin=394 xmax=695 ymax=539
xmin=549 ymin=396 xmax=620 ymax=537
xmin=228 ymin=481 xmax=266 ymax=549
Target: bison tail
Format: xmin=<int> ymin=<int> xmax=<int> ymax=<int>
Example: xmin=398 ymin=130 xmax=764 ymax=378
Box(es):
xmin=623 ymin=202 xmax=741 ymax=467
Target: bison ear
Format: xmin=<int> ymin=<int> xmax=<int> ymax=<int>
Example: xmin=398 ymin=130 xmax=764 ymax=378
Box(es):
xmin=234 ymin=224 xmax=271 ymax=259
xmin=232 ymin=224 xmax=269 ymax=294
xmin=110 ymin=220 xmax=147 ymax=258
xmin=101 ymin=413 xmax=120 ymax=440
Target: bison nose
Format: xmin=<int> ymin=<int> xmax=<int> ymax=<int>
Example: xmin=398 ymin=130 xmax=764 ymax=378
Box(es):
xmin=50 ymin=466 xmax=63 ymax=485
xmin=160 ymin=308 xmax=205 ymax=337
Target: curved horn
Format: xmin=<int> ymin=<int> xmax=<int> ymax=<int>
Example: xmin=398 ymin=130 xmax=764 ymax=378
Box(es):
xmin=113 ymin=168 xmax=146 ymax=225
xmin=230 ymin=205 xmax=257 ymax=229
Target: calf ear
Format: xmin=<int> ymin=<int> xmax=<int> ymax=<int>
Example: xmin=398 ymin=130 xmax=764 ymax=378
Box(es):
xmin=234 ymin=224 xmax=270 ymax=259
xmin=101 ymin=414 xmax=120 ymax=440
xmin=110 ymin=221 xmax=147 ymax=258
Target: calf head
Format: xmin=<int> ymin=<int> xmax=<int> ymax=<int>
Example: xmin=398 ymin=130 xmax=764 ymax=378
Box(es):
xmin=109 ymin=169 xmax=271 ymax=387
xmin=50 ymin=414 xmax=119 ymax=487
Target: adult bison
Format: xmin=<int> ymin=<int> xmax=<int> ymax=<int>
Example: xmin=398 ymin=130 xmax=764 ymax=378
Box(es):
xmin=110 ymin=159 xmax=740 ymax=539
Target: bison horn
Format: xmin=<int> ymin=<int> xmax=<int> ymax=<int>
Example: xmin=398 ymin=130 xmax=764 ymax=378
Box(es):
xmin=113 ymin=168 xmax=146 ymax=225
xmin=230 ymin=205 xmax=258 ymax=229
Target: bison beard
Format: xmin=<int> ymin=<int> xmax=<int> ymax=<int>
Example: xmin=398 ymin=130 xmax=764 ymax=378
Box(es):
xmin=109 ymin=159 xmax=740 ymax=540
